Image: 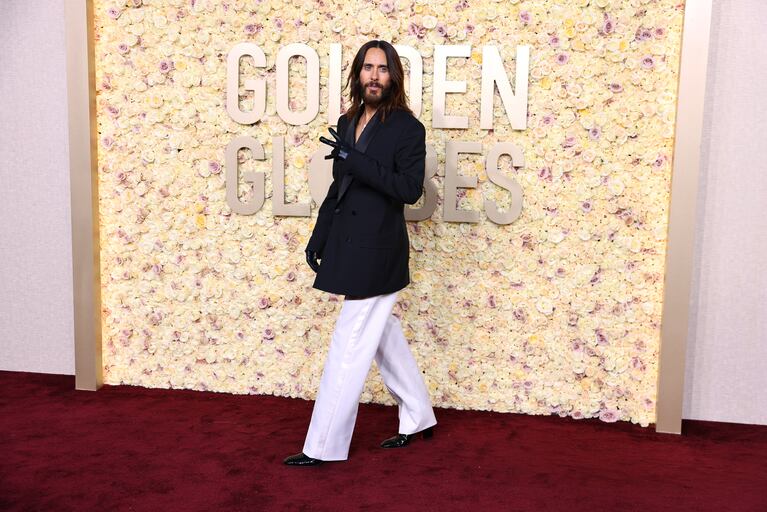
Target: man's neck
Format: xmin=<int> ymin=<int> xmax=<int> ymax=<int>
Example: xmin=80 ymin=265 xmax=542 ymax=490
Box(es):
xmin=362 ymin=104 xmax=378 ymax=121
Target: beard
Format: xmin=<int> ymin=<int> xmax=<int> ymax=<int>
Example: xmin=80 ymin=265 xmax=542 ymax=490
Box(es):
xmin=362 ymin=81 xmax=392 ymax=107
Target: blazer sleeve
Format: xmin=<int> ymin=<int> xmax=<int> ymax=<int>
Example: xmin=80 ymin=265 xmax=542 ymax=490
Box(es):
xmin=306 ymin=114 xmax=346 ymax=255
xmin=305 ymin=176 xmax=339 ymax=256
xmin=345 ymin=117 xmax=425 ymax=205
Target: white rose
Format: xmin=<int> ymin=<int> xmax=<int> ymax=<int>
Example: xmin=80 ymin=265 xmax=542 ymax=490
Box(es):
xmin=536 ymin=297 xmax=555 ymax=316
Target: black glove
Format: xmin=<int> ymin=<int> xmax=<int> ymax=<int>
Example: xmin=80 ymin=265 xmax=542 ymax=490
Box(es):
xmin=320 ymin=127 xmax=378 ymax=178
xmin=319 ymin=127 xmax=351 ymax=161
xmin=305 ymin=249 xmax=320 ymax=273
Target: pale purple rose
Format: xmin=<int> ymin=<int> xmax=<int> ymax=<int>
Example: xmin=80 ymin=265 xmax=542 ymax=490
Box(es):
xmin=567 ymin=313 xmax=579 ymax=327
xmin=636 ymin=27 xmax=653 ymax=41
xmin=208 ymin=161 xmax=221 ymax=174
xmin=599 ymin=408 xmax=620 ymax=423
xmin=293 ymin=18 xmax=302 ymax=28
xmin=407 ymin=22 xmax=426 ymax=39
xmin=549 ymin=35 xmax=560 ymax=47
xmin=519 ymin=11 xmax=531 ymax=24
xmin=159 ymin=59 xmax=173 ymax=73
xmin=258 ymin=297 xmax=272 ymax=309
xmin=653 ymin=154 xmax=667 ymax=168
xmin=572 ymin=410 xmax=584 ymax=419
xmin=119 ymin=333 xmax=132 ymax=347
xmin=274 ymin=17 xmax=284 ymax=30
xmin=465 ymin=23 xmax=474 ymax=34
xmin=595 ymin=328 xmax=609 ymax=345
xmin=581 ymin=201 xmax=592 ymax=213
xmin=571 ymin=338 xmax=584 ymax=353
xmin=487 ymin=295 xmax=497 ymax=308
xmin=244 ymin=24 xmax=258 ymax=35
xmin=106 ymin=7 xmax=122 ymax=19
xmin=541 ymin=114 xmax=554 ymax=126
xmin=148 ymin=311 xmax=163 ymax=326
xmin=263 ymin=328 xmax=275 ymax=340
xmin=588 ymin=126 xmax=601 ymax=140
xmin=286 ymin=271 xmax=296 ymax=282
xmin=641 ymin=55 xmax=655 ymax=69
xmin=555 ymin=53 xmax=569 ymax=65
xmin=454 ymin=0 xmax=469 ymax=11
xmin=609 ymin=82 xmax=623 ymax=93
xmin=436 ymin=23 xmax=448 ymax=37
xmin=379 ymin=0 xmax=395 ymax=14
xmin=644 ymin=398 xmax=654 ymax=410
xmin=101 ymin=135 xmax=115 ymax=149
xmin=562 ymin=135 xmax=576 ymax=148
xmin=117 ymin=43 xmax=130 ymax=54
xmin=513 ymin=308 xmax=527 ymax=323
xmin=520 ymin=233 xmax=533 ymax=251
xmin=106 ymin=105 xmax=120 ymax=117
xmin=654 ymin=27 xmax=666 ymax=39
xmin=538 ymin=166 xmax=552 ymax=181
xmin=602 ymin=17 xmax=615 ymax=35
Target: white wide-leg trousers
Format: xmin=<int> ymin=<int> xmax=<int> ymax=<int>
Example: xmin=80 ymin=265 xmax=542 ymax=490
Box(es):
xmin=302 ymin=291 xmax=437 ymax=461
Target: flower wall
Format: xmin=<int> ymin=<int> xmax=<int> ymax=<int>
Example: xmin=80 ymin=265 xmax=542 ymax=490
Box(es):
xmin=95 ymin=0 xmax=685 ymax=426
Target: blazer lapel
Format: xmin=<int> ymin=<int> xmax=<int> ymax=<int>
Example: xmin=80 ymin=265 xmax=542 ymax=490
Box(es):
xmin=336 ymin=109 xmax=382 ymax=205
xmin=354 ymin=110 xmax=381 ymax=154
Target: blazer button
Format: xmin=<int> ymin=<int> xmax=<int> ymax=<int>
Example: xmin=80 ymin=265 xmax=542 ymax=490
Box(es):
xmin=334 ymin=207 xmax=341 ymax=214
xmin=346 ymin=236 xmax=352 ymax=243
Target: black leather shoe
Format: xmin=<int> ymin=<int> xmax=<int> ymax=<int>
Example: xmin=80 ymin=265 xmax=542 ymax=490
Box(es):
xmin=380 ymin=426 xmax=435 ymax=448
xmin=283 ymin=452 xmax=324 ymax=466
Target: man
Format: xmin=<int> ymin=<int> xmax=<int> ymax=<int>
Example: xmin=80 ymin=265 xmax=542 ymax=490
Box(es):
xmin=283 ymin=40 xmax=438 ymax=466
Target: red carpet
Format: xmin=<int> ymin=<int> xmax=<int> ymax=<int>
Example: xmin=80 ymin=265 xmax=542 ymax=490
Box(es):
xmin=1 ymin=371 xmax=765 ymax=511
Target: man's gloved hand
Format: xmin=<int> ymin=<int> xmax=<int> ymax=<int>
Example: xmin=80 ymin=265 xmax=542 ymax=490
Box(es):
xmin=320 ymin=127 xmax=351 ymax=161
xmin=320 ymin=127 xmax=377 ymax=175
xmin=305 ymin=249 xmax=320 ymax=273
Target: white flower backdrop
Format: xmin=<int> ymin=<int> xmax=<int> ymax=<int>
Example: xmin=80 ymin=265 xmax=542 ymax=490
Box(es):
xmin=94 ymin=0 xmax=685 ymax=426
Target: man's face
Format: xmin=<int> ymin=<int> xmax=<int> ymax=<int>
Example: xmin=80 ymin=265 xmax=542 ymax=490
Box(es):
xmin=359 ymin=47 xmax=391 ymax=107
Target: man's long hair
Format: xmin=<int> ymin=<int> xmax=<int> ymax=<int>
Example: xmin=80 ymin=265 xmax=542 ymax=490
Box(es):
xmin=345 ymin=40 xmax=412 ymax=123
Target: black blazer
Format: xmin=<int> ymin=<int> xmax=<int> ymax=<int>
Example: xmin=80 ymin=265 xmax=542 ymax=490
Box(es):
xmin=306 ymin=108 xmax=426 ymax=297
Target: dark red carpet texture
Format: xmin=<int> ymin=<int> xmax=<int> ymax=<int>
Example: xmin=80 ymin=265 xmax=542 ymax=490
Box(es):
xmin=1 ymin=371 xmax=765 ymax=512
